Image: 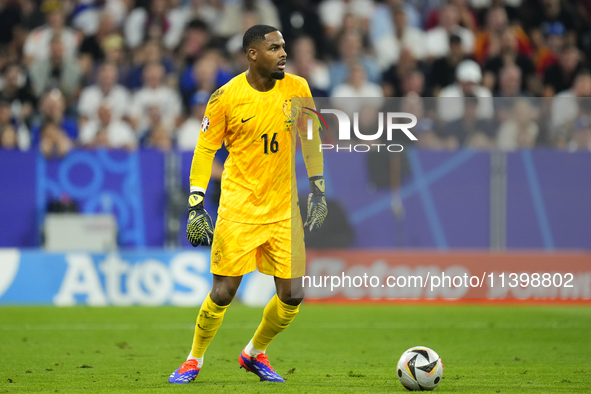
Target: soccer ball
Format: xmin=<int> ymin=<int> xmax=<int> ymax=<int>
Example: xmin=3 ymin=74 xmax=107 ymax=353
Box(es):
xmin=396 ymin=346 xmax=443 ymax=391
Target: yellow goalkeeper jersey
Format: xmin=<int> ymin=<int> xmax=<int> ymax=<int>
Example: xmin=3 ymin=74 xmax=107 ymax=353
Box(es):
xmin=195 ymin=72 xmax=322 ymax=224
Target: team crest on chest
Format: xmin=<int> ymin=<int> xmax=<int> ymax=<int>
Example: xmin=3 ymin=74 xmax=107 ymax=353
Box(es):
xmin=283 ymin=99 xmax=298 ymax=131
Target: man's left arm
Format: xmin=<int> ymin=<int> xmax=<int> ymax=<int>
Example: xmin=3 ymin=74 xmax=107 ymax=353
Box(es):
xmin=297 ymin=90 xmax=327 ymax=232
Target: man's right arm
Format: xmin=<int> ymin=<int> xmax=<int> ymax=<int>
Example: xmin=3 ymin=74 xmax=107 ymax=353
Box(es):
xmin=186 ymin=87 xmax=227 ymax=246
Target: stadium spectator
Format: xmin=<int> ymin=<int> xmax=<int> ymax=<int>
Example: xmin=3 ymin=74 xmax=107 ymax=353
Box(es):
xmin=370 ymin=0 xmax=421 ymax=46
xmin=473 ymin=7 xmax=532 ymax=64
xmin=274 ymin=0 xmax=326 ymax=57
xmin=521 ymin=0 xmax=579 ymax=44
xmin=22 ymin=0 xmax=79 ymax=66
xmin=331 ymin=63 xmax=384 ymax=113
xmin=126 ymin=40 xmax=175 ymax=90
xmin=373 ymin=5 xmax=427 ymax=71
xmin=401 ymin=68 xmax=428 ymax=97
xmin=494 ymin=64 xmax=535 ymax=122
xmin=286 ymin=36 xmax=330 ymax=96
xmin=1 ymin=63 xmax=36 ymax=125
xmin=79 ymin=12 xmax=118 ymax=69
xmin=179 ymin=0 xmax=223 ymax=29
xmin=99 ymin=34 xmax=130 ymax=85
xmin=32 ymin=90 xmax=78 ymax=143
xmin=400 ymin=94 xmax=442 ymax=150
xmin=497 ymin=99 xmax=539 ymax=150
xmin=129 ymin=62 xmax=182 ymax=136
xmin=382 ymin=47 xmax=428 ymax=97
xmin=175 ymin=19 xmax=211 ymax=68
xmin=424 ymin=0 xmax=478 ymax=32
xmin=438 ymin=59 xmax=494 ymax=122
xmin=565 ymin=107 xmax=591 ymax=151
xmin=328 ymin=31 xmax=380 ymax=92
xmin=179 ymin=49 xmax=232 ymax=110
xmin=70 ymin=0 xmax=129 ymax=36
xmin=551 ymin=71 xmax=591 ymax=143
xmin=496 ymin=64 xmax=527 ymax=97
xmin=430 ymin=34 xmax=469 ymax=96
xmin=143 ymin=117 xmax=174 ymax=152
xmin=28 ymin=35 xmax=83 ymax=102
xmin=0 ymin=96 xmax=19 ymax=150
xmin=38 ymin=120 xmax=73 ymax=158
xmin=482 ymin=27 xmax=536 ymax=93
xmin=530 ymin=22 xmax=562 ymax=76
xmin=216 ymin=0 xmax=281 ymax=38
xmin=426 ymin=4 xmax=475 ymax=59
xmin=0 ymin=124 xmax=17 ymax=150
xmin=543 ymin=44 xmax=585 ymax=97
xmin=176 ymin=90 xmax=208 ymax=151
xmin=319 ymin=0 xmax=373 ymax=41
xmin=0 ymin=93 xmax=30 ymax=151
xmin=124 ymin=0 xmax=185 ymax=50
xmin=440 ymin=95 xmax=495 ymax=148
xmin=78 ymin=63 xmax=131 ymax=124
xmin=79 ymin=102 xmax=137 ymax=149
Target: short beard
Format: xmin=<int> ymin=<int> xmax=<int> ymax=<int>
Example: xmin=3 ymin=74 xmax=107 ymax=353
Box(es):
xmin=271 ymin=71 xmax=285 ymax=80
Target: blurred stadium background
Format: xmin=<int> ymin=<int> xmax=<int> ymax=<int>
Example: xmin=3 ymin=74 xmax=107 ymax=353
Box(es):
xmin=0 ymin=0 xmax=589 ymax=306
xmin=0 ymin=1 xmax=590 ymax=392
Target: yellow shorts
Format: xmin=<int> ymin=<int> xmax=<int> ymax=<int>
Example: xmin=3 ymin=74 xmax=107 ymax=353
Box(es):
xmin=210 ymin=213 xmax=306 ymax=279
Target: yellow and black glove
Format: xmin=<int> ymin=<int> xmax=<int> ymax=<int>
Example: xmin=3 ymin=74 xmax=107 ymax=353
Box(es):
xmin=304 ymin=176 xmax=328 ymax=232
xmin=186 ymin=192 xmax=214 ymax=246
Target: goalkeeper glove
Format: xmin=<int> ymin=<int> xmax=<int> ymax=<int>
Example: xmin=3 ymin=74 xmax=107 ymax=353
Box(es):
xmin=186 ymin=191 xmax=214 ymax=246
xmin=304 ymin=175 xmax=328 ymax=232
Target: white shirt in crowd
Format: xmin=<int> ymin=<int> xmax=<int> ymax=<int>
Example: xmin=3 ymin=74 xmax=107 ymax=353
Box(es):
xmin=438 ymin=83 xmax=494 ymax=122
xmin=497 ymin=120 xmax=539 ymax=151
xmin=176 ymin=117 xmax=202 ymax=151
xmin=78 ymin=85 xmax=131 ymax=121
xmin=319 ymin=0 xmax=374 ymax=31
xmin=374 ymin=27 xmax=427 ymax=70
xmin=129 ymin=86 xmax=182 ymax=133
xmin=550 ymin=90 xmax=578 ymax=130
xmin=23 ymin=26 xmax=78 ymax=62
xmin=79 ymin=120 xmax=137 ymax=148
xmin=426 ymin=26 xmax=474 ymax=58
xmin=331 ymin=81 xmax=385 ymax=114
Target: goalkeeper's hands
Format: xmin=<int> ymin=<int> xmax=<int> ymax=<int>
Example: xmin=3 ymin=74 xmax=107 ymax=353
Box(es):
xmin=186 ymin=191 xmax=214 ymax=247
xmin=304 ymin=175 xmax=328 ymax=232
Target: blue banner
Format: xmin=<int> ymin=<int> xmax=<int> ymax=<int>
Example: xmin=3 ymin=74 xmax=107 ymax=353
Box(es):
xmin=0 ymin=249 xmax=275 ymax=306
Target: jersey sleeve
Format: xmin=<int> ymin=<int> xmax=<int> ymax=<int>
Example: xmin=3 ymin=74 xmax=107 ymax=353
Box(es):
xmin=198 ymin=87 xmax=228 ymax=150
xmin=297 ymin=80 xmax=324 ymax=177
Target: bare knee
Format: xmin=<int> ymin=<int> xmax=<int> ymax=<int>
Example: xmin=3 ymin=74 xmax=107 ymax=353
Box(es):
xmin=275 ymin=277 xmax=305 ymax=306
xmin=210 ymin=275 xmax=242 ymax=306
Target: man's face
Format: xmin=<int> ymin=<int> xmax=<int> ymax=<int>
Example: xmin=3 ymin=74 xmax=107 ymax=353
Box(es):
xmin=144 ymin=65 xmax=163 ymax=88
xmin=253 ymin=31 xmax=287 ymax=80
xmin=0 ymin=104 xmax=11 ymax=124
xmin=99 ymin=65 xmax=117 ymax=89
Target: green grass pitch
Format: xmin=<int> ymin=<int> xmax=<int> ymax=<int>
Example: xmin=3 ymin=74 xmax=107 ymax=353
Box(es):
xmin=1 ymin=304 xmax=590 ymax=393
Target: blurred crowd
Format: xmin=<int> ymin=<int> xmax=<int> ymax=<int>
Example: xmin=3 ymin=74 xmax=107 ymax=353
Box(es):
xmin=0 ymin=0 xmax=590 ymax=156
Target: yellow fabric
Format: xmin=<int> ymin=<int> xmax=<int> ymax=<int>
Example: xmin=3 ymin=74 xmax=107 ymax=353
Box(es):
xmin=300 ymin=121 xmax=324 ymax=178
xmin=210 ymin=211 xmax=305 ymax=279
xmin=189 ymin=143 xmax=217 ymax=191
xmin=190 ymin=72 xmax=323 ymax=224
xmin=252 ymin=294 xmax=300 ymax=351
xmin=190 ymin=293 xmax=230 ymax=358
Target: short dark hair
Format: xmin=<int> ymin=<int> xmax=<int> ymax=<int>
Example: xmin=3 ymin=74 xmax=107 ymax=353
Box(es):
xmin=242 ymin=24 xmax=278 ymax=54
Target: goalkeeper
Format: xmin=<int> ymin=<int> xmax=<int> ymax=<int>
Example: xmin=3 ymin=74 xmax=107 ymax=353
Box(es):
xmin=169 ymin=24 xmax=326 ymax=384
